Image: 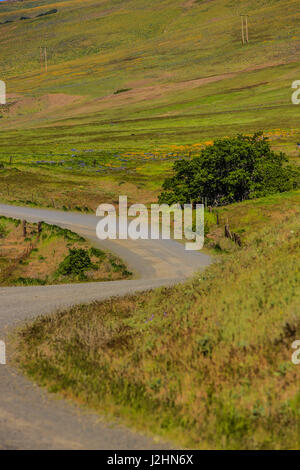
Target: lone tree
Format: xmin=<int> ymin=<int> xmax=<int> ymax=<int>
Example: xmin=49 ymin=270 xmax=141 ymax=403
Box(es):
xmin=159 ymin=133 xmax=299 ymax=206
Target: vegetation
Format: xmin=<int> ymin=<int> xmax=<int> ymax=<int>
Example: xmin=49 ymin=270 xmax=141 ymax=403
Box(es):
xmin=0 ymin=1 xmax=299 ymax=210
xmin=0 ymin=0 xmax=300 ymax=154
xmin=2 ymin=0 xmax=300 ymax=450
xmin=114 ymin=88 xmax=132 ymax=95
xmin=159 ymin=133 xmax=300 ymax=206
xmin=0 ymin=158 xmax=161 ymax=213
xmin=12 ymin=191 xmax=300 ymax=449
xmin=57 ymin=248 xmax=94 ymax=278
xmin=0 ymin=8 xmax=58 ymax=24
xmin=0 ymin=222 xmax=7 ymax=238
xmin=36 ymin=9 xmax=57 ymax=18
xmin=0 ymin=217 xmax=132 ymax=286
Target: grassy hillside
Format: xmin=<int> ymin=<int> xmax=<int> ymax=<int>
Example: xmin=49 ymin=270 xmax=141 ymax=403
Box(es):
xmin=0 ymin=0 xmax=300 ymax=154
xmin=0 ymin=0 xmax=299 ymax=211
xmin=12 ymin=190 xmax=300 ymax=449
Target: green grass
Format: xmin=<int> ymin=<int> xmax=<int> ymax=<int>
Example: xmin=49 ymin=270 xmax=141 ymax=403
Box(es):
xmin=0 ymin=0 xmax=299 ymax=209
xmin=12 ymin=191 xmax=300 ymax=449
xmin=1 ymin=0 xmax=300 ymax=153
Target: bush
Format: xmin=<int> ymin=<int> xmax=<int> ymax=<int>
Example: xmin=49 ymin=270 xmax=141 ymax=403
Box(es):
xmin=36 ymin=9 xmax=58 ymax=18
xmin=114 ymin=88 xmax=132 ymax=94
xmin=15 ymin=277 xmax=46 ymax=286
xmin=57 ymin=249 xmax=93 ymax=277
xmin=0 ymin=223 xmax=7 ymax=239
xmin=89 ymin=247 xmax=105 ymax=259
xmin=159 ymin=133 xmax=300 ymax=206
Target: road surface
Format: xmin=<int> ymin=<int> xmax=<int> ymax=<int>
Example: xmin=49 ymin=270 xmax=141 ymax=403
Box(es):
xmin=0 ymin=204 xmax=211 ymax=449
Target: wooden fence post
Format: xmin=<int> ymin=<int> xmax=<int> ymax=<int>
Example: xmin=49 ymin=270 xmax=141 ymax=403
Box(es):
xmin=225 ymin=222 xmax=231 ymax=239
xmin=38 ymin=221 xmax=42 ymax=236
xmin=22 ymin=220 xmax=27 ymax=238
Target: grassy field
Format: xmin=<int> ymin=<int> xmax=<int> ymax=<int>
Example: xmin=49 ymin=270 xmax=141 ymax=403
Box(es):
xmin=0 ymin=0 xmax=300 ymax=202
xmin=0 ymin=147 xmax=175 ymax=211
xmin=0 ymin=0 xmax=299 ymax=213
xmin=12 ymin=191 xmax=300 ymax=449
xmin=0 ymin=216 xmax=132 ymax=285
xmin=0 ymin=130 xmax=299 ymax=213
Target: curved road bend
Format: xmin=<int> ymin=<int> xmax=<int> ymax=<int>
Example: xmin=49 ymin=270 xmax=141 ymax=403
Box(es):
xmin=0 ymin=204 xmax=211 ymax=449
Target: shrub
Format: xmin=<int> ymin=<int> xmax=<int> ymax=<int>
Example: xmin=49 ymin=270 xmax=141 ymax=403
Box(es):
xmin=57 ymin=249 xmax=93 ymax=277
xmin=15 ymin=277 xmax=46 ymax=286
xmin=114 ymin=88 xmax=132 ymax=94
xmin=109 ymin=257 xmax=133 ymax=277
xmin=36 ymin=9 xmax=58 ymax=18
xmin=159 ymin=133 xmax=300 ymax=206
xmin=89 ymin=247 xmax=105 ymax=259
xmin=0 ymin=223 xmax=7 ymax=239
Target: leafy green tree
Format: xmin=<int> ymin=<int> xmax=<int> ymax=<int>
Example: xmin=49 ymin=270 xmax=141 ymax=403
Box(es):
xmin=159 ymin=133 xmax=299 ymax=206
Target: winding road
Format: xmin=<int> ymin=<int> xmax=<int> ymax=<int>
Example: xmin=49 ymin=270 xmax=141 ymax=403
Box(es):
xmin=0 ymin=204 xmax=211 ymax=450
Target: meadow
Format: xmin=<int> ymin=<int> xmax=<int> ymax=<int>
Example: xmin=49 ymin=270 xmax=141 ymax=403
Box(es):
xmin=0 ymin=129 xmax=299 ymax=213
xmin=1 ymin=0 xmax=300 ymax=211
xmin=0 ymin=0 xmax=300 ymax=156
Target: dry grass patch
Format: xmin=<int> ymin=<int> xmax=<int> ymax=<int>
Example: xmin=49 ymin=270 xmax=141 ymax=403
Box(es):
xmin=0 ymin=216 xmax=132 ymax=286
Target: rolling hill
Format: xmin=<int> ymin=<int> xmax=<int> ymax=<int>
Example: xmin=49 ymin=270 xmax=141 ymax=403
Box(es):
xmin=0 ymin=0 xmax=299 ymax=153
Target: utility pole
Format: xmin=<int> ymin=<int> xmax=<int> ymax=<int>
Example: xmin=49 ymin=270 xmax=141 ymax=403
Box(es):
xmin=40 ymin=46 xmax=43 ymax=72
xmin=240 ymin=15 xmax=249 ymax=45
xmin=241 ymin=15 xmax=244 ymax=45
xmin=40 ymin=46 xmax=48 ymax=72
xmin=44 ymin=47 xmax=47 ymax=73
xmin=22 ymin=220 xmax=27 ymax=238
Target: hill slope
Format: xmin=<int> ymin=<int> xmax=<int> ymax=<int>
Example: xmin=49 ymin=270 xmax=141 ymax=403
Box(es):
xmin=0 ymin=0 xmax=300 ymax=152
xmin=13 ymin=190 xmax=300 ymax=449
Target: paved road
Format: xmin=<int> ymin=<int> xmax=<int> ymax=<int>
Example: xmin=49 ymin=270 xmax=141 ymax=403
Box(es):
xmin=0 ymin=204 xmax=211 ymax=449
